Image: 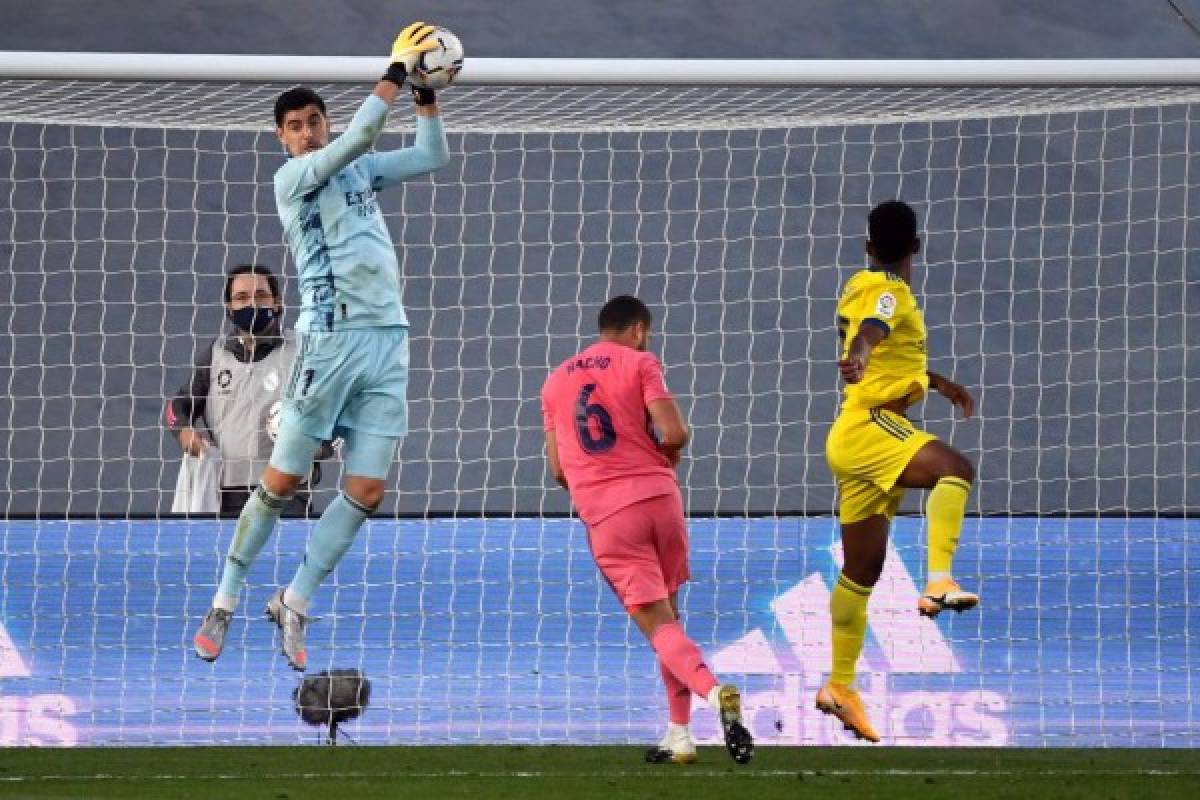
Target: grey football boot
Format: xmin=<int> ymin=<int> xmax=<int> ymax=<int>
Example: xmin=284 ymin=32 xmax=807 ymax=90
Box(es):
xmin=265 ymin=588 xmax=309 ymax=671
xmin=193 ymin=607 xmax=233 ymax=662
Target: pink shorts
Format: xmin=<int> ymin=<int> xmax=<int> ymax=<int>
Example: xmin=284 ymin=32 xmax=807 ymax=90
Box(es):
xmin=587 ymin=491 xmax=690 ymax=610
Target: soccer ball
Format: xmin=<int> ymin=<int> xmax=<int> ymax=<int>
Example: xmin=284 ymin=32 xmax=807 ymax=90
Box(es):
xmin=409 ymin=28 xmax=464 ymax=90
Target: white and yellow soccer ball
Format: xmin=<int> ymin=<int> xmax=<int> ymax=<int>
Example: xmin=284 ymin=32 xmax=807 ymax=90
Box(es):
xmin=409 ymin=28 xmax=464 ymax=90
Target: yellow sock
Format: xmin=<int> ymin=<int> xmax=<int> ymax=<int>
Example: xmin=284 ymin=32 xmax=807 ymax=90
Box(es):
xmin=927 ymin=477 xmax=972 ymax=576
xmin=830 ymin=573 xmax=871 ymax=686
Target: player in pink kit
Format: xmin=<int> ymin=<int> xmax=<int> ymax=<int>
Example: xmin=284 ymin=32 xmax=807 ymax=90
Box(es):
xmin=541 ymin=295 xmax=754 ymax=765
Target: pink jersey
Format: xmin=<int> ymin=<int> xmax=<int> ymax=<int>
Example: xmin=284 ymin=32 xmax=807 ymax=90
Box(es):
xmin=541 ymin=341 xmax=679 ymax=526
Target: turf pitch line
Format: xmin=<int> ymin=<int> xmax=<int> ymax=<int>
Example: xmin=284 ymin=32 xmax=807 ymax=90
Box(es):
xmin=2 ymin=768 xmax=1197 ymax=782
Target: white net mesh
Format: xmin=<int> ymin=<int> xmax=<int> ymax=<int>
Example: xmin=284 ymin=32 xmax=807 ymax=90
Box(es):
xmin=2 ymin=80 xmax=1200 ymax=131
xmin=0 ymin=77 xmax=1196 ymax=745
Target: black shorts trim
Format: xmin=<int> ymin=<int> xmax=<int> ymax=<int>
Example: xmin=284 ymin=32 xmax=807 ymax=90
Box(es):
xmin=870 ymin=408 xmax=912 ymax=441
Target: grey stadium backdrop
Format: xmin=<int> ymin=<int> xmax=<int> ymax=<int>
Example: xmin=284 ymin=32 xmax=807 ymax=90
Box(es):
xmin=2 ymin=0 xmax=1200 ymax=517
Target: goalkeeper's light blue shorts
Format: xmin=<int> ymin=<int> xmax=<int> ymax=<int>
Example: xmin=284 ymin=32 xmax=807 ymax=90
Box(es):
xmin=270 ymin=326 xmax=409 ymax=480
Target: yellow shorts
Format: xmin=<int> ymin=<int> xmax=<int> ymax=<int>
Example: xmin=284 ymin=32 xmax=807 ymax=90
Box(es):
xmin=825 ymin=407 xmax=938 ymax=524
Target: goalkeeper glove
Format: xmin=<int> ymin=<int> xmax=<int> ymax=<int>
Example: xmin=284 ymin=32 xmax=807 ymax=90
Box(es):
xmin=382 ymin=22 xmax=438 ymax=86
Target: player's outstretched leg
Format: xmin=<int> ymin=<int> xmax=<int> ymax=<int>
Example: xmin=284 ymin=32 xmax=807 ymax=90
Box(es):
xmin=816 ymin=576 xmax=880 ymax=742
xmin=192 ymin=480 xmax=292 ymax=662
xmin=270 ymin=489 xmax=376 ymax=670
xmin=918 ymin=474 xmax=978 ymax=616
xmin=268 ymin=478 xmax=380 ymax=669
xmin=898 ymin=441 xmax=979 ymax=617
xmin=591 ymin=498 xmax=752 ymax=764
xmin=817 ymin=515 xmax=883 ymax=742
xmin=639 ymin=613 xmax=754 ymax=764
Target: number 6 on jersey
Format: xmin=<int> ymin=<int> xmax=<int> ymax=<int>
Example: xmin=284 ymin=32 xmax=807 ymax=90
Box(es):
xmin=575 ymin=383 xmax=617 ymax=454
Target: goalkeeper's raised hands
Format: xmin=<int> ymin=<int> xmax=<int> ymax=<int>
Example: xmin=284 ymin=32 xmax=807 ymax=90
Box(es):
xmin=375 ymin=22 xmax=442 ymax=111
xmin=391 ymin=22 xmax=438 ymax=74
xmin=381 ymin=22 xmax=439 ymax=92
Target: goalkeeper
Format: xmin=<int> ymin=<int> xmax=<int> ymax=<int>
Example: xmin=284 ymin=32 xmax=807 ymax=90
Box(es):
xmin=192 ymin=22 xmax=450 ymax=670
xmin=820 ymin=200 xmax=977 ymax=741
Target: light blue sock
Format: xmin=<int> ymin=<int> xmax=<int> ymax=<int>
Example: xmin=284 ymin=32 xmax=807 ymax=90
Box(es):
xmin=287 ymin=492 xmax=373 ymax=606
xmin=215 ymin=485 xmax=286 ymax=605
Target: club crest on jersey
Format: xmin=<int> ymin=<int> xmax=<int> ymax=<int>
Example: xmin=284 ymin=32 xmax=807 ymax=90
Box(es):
xmin=263 ymin=370 xmax=280 ymax=393
xmin=216 ymin=369 xmax=232 ymax=391
xmin=875 ymin=292 xmax=897 ymax=319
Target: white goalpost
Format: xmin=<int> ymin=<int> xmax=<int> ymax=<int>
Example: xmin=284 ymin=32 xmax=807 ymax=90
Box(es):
xmin=0 ymin=55 xmax=1196 ymax=746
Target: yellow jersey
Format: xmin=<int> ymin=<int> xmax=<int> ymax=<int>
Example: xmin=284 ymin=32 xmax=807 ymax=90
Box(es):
xmin=836 ymin=268 xmax=928 ymax=410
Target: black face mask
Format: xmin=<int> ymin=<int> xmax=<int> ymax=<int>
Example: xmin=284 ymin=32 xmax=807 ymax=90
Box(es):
xmin=229 ymin=306 xmax=279 ymax=335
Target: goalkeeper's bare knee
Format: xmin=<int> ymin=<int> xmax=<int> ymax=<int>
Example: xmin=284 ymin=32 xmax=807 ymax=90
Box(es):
xmin=261 ymin=465 xmax=303 ymax=499
xmin=343 ymin=475 xmax=385 ymax=511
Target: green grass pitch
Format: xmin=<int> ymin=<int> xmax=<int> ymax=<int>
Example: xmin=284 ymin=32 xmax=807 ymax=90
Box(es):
xmin=1 ymin=746 xmax=1196 ymax=799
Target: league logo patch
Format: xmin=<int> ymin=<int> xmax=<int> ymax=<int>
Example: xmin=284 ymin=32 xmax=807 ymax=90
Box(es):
xmin=875 ymin=292 xmax=897 ymax=319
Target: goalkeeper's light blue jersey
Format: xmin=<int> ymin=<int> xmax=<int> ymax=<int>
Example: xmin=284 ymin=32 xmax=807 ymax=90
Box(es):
xmin=274 ymin=94 xmax=449 ymax=332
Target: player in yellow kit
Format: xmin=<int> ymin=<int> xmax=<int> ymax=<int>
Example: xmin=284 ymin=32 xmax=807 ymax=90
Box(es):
xmin=818 ymin=200 xmax=978 ymax=742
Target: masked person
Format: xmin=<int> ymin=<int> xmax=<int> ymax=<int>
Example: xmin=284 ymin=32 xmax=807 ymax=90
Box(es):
xmin=166 ymin=264 xmax=325 ymax=517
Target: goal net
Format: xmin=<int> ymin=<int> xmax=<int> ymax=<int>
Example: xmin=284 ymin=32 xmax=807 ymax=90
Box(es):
xmin=0 ymin=58 xmax=1196 ymax=746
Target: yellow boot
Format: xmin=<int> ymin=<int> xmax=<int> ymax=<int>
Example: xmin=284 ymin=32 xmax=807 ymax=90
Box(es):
xmin=918 ymin=576 xmax=979 ymax=618
xmin=815 ymin=681 xmax=880 ymax=743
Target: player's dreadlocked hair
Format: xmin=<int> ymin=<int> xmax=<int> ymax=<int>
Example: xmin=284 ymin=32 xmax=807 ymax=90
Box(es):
xmin=868 ymin=200 xmax=919 ymax=265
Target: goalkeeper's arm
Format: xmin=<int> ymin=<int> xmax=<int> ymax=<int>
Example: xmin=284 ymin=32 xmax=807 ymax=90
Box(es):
xmin=367 ymin=113 xmax=449 ymax=188
xmin=368 ymin=20 xmax=448 ymax=184
xmin=302 ymin=96 xmax=388 ymax=187
xmin=301 ymin=22 xmax=440 ymax=187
